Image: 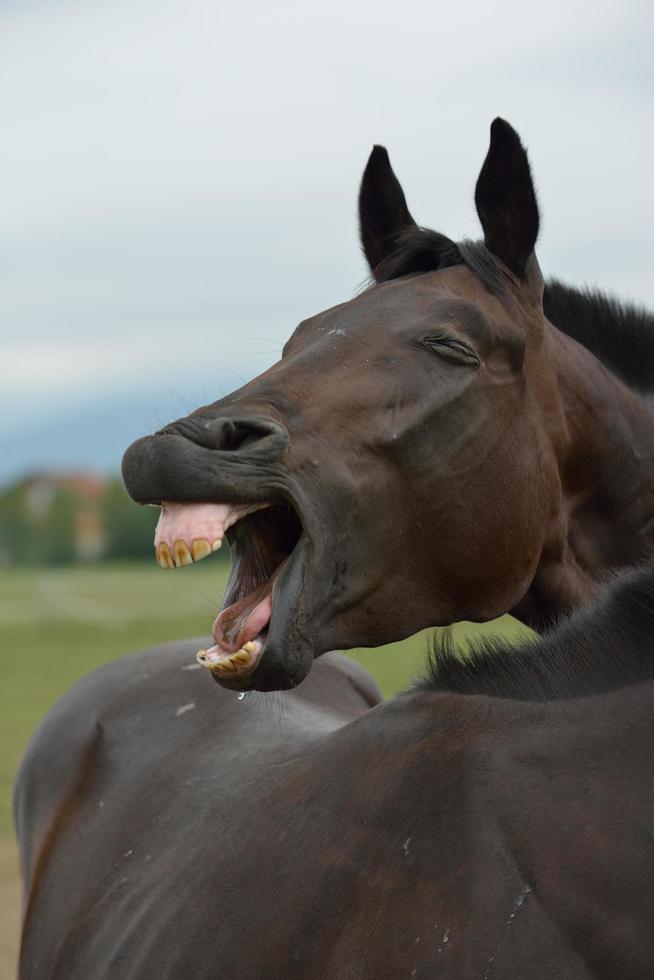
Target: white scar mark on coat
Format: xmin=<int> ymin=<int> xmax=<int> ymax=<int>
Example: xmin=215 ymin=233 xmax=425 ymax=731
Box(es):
xmin=175 ymin=702 xmax=196 ymax=717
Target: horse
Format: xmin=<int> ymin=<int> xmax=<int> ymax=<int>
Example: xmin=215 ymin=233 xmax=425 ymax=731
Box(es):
xmin=120 ymin=118 xmax=654 ymax=693
xmin=16 ymin=119 xmax=654 ymax=977
xmin=15 ymin=562 xmax=654 ymax=978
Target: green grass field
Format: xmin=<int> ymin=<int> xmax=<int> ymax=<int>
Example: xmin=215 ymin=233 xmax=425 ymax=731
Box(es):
xmin=0 ymin=560 xmax=531 ymax=975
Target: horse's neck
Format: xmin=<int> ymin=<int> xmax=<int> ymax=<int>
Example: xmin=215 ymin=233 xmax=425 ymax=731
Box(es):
xmin=514 ymin=325 xmax=654 ymax=631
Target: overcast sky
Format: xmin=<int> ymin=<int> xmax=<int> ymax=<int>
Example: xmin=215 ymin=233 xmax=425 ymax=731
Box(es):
xmin=1 ymin=0 xmax=653 ymax=480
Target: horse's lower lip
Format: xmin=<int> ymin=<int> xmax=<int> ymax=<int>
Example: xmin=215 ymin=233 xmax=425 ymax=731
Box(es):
xmin=213 ymin=534 xmax=308 ymax=690
xmin=211 ymin=534 xmax=313 ymax=692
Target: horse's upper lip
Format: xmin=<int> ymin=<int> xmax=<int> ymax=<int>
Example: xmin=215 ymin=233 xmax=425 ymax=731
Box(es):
xmin=121 ymin=428 xmax=288 ymax=507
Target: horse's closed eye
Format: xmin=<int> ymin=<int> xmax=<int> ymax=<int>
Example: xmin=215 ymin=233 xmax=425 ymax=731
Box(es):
xmin=422 ymin=336 xmax=480 ymax=366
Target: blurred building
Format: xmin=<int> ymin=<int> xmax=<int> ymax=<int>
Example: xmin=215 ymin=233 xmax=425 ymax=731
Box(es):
xmin=0 ymin=467 xmax=159 ymax=566
xmin=23 ymin=472 xmax=108 ymax=561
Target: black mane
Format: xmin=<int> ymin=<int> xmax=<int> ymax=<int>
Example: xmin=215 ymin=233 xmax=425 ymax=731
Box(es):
xmin=374 ymin=227 xmax=654 ymax=396
xmin=543 ymin=279 xmax=654 ymax=396
xmin=418 ymin=561 xmax=654 ymax=701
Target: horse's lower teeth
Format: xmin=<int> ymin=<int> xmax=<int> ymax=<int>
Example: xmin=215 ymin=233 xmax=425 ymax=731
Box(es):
xmin=195 ymin=647 xmax=254 ymax=673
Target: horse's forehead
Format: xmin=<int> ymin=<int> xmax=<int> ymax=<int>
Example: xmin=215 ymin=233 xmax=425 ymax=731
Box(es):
xmin=305 ymin=272 xmax=499 ymax=337
xmin=318 ymin=296 xmax=429 ymax=336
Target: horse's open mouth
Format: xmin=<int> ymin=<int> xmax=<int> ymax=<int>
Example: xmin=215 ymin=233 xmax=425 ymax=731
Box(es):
xmin=154 ymin=500 xmax=304 ymax=682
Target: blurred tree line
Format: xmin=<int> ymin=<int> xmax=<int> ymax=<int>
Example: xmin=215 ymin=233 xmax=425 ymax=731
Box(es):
xmin=0 ymin=473 xmax=158 ymax=566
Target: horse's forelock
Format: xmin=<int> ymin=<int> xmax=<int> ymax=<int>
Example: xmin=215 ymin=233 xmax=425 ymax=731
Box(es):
xmin=374 ymin=228 xmax=507 ymax=300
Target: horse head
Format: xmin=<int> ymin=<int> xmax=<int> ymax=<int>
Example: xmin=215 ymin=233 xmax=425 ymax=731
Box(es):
xmin=122 ymin=119 xmax=654 ymax=690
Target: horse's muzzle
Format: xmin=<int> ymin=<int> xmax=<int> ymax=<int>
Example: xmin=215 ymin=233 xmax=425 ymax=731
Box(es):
xmin=121 ymin=416 xmax=289 ymax=505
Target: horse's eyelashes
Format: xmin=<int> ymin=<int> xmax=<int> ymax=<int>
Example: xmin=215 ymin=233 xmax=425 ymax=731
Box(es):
xmin=422 ymin=336 xmax=480 ymax=367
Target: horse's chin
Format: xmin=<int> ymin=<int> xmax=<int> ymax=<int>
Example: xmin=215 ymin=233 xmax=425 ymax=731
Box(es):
xmin=153 ymin=499 xmax=314 ymax=691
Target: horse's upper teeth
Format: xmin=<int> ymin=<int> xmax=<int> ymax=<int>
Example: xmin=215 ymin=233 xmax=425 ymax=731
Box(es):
xmin=191 ymin=539 xmax=212 ymax=561
xmin=156 ymin=542 xmax=174 ymax=568
xmin=174 ymin=540 xmax=193 ymax=567
xmin=157 ymin=536 xmax=222 ymax=568
xmin=154 ymin=502 xmax=266 ymax=569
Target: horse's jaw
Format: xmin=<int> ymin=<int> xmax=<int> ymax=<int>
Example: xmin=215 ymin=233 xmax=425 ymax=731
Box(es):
xmin=122 ymin=427 xmax=320 ymax=691
xmin=152 ymin=499 xmax=312 ymax=689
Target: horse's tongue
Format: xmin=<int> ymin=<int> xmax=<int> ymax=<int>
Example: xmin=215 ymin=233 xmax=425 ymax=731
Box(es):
xmin=212 ymin=583 xmax=273 ymax=653
xmin=212 ymin=562 xmax=286 ymax=652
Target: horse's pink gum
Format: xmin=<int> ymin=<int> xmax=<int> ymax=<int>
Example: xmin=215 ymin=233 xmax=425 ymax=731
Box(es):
xmin=154 ymin=502 xmax=232 ymax=550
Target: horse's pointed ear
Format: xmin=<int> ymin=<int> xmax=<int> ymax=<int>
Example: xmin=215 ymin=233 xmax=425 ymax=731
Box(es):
xmin=474 ymin=118 xmax=539 ymax=279
xmin=359 ymin=145 xmax=417 ymax=278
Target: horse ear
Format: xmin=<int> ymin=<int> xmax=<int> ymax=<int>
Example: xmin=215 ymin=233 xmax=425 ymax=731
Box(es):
xmin=359 ymin=146 xmax=417 ymax=277
xmin=474 ymin=118 xmax=539 ymax=279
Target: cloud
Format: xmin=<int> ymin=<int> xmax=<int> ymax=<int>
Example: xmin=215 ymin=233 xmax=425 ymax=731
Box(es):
xmin=1 ymin=0 xmax=652 ymax=473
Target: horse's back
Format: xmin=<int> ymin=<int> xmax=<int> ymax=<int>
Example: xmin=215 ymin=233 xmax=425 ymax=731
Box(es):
xmin=14 ymin=642 xmax=381 ymax=979
xmin=16 ymin=652 xmax=654 ymax=979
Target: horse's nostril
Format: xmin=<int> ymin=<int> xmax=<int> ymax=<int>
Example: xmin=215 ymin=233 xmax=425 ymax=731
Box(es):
xmin=199 ymin=416 xmax=288 ymax=457
xmin=156 ymin=414 xmax=288 ymax=460
xmin=209 ymin=419 xmax=238 ymax=451
xmin=210 ymin=419 xmax=261 ymax=452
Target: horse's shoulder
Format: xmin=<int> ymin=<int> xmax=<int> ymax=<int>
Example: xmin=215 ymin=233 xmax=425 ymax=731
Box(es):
xmin=18 ymin=636 xmax=208 ymax=766
xmin=13 ymin=639 xmax=209 ymax=875
xmin=14 ymin=644 xmax=380 ymax=874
